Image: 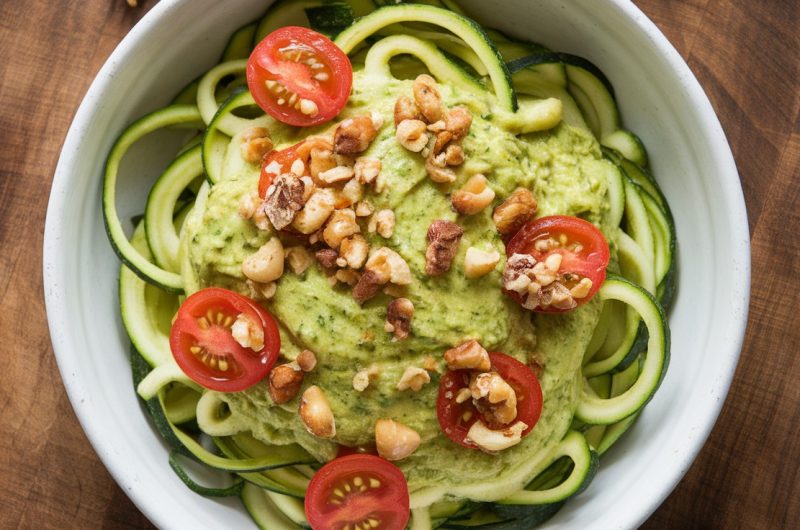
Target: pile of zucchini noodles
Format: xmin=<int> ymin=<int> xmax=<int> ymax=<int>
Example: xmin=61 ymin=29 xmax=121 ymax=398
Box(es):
xmin=106 ymin=1 xmax=674 ymax=527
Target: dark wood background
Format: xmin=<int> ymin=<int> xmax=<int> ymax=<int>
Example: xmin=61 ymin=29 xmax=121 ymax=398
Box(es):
xmin=1 ymin=0 xmax=797 ymax=528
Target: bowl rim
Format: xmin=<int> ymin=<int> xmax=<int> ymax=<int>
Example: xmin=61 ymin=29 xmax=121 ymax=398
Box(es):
xmin=43 ymin=0 xmax=751 ymax=528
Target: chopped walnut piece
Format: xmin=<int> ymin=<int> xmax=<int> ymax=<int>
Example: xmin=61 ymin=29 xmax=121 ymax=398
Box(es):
xmin=334 ymin=115 xmax=380 ymax=155
xmin=394 ymin=95 xmax=422 ymax=126
xmin=492 ymin=188 xmax=537 ymax=236
xmin=292 ymin=188 xmax=336 ymax=234
xmin=268 ymin=363 xmax=304 ymax=404
xmin=444 ymin=144 xmax=465 ymax=166
xmin=375 ymin=419 xmax=421 ymax=461
xmin=322 ymin=208 xmax=360 ymax=249
xmin=315 ymin=248 xmax=339 ymax=270
xmin=352 ymin=269 xmax=384 ymax=304
xmin=443 ymin=340 xmax=491 ymax=371
xmin=433 ymin=130 xmax=453 ymax=155
xmin=263 ymin=174 xmax=305 ymax=230
xmin=464 ymin=247 xmax=501 ymax=279
xmin=355 ymin=200 xmax=374 ymax=217
xmin=231 ymin=313 xmax=265 ymax=351
xmin=285 ymin=246 xmax=313 ymax=275
xmin=354 ymin=157 xmax=382 ymax=185
xmin=425 ymin=152 xmax=457 ymax=183
xmin=444 ymin=106 xmax=472 ymax=143
xmin=318 ymin=166 xmax=355 ymax=184
xmin=296 ymin=350 xmax=317 ymax=372
xmin=341 ymin=179 xmax=363 ymax=206
xmin=396 ymin=119 xmax=429 ymax=152
xmin=240 ymin=126 xmax=273 ymax=164
xmin=369 ymin=209 xmax=395 ymax=239
xmin=352 ymin=365 xmax=379 ymax=392
xmin=385 ymin=298 xmax=414 ymax=340
xmin=299 ymin=386 xmax=336 ymax=438
xmin=308 ymin=146 xmax=337 ymax=183
xmin=422 ymin=356 xmax=439 ymax=372
xmin=413 ymin=74 xmax=444 ymax=123
xmin=425 ymin=220 xmax=464 ymax=276
xmin=242 ymin=238 xmax=285 ymax=284
xmin=396 ymin=366 xmax=430 ymax=392
xmin=467 ymin=419 xmax=527 ymax=452
xmin=340 ymin=234 xmax=369 ymax=269
xmin=451 ymin=174 xmax=495 ymax=215
xmin=470 ymin=371 xmax=518 ymax=425
xmin=366 ymin=247 xmax=412 ymax=285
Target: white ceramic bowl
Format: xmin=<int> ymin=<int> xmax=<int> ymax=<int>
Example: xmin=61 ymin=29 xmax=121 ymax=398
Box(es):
xmin=44 ymin=0 xmax=750 ymax=528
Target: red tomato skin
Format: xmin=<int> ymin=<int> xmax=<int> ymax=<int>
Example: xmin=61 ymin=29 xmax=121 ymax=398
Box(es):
xmin=305 ymin=454 xmax=410 ymax=530
xmin=169 ymin=288 xmax=280 ymax=392
xmin=247 ymin=26 xmax=352 ymax=127
xmin=505 ymin=215 xmax=611 ymax=312
xmin=436 ymin=352 xmax=543 ymax=450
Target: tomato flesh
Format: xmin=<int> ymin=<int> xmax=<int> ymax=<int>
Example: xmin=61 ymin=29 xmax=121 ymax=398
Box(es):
xmin=305 ymin=454 xmax=410 ymax=530
xmin=169 ymin=288 xmax=280 ymax=392
xmin=247 ymin=26 xmax=352 ymax=127
xmin=437 ymin=352 xmax=543 ymax=450
xmin=505 ymin=215 xmax=610 ymax=312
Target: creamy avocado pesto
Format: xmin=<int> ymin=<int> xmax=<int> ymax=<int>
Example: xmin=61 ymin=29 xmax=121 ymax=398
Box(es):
xmin=181 ymin=70 xmax=615 ymax=500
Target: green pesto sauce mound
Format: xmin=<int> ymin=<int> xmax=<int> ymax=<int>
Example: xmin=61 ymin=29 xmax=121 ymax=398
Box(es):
xmin=181 ymin=70 xmax=614 ymax=501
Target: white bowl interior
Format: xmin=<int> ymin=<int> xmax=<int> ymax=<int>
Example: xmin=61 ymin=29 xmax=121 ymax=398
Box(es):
xmin=44 ymin=0 xmax=750 ymax=528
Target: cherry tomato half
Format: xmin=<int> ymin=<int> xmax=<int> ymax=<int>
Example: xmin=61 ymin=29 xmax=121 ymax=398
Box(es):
xmin=305 ymin=454 xmax=410 ymax=530
xmin=247 ymin=26 xmax=352 ymax=127
xmin=169 ymin=287 xmax=280 ymax=392
xmin=258 ymin=141 xmax=307 ymax=198
xmin=505 ymin=215 xmax=611 ymax=312
xmin=436 ymin=352 xmax=543 ymax=450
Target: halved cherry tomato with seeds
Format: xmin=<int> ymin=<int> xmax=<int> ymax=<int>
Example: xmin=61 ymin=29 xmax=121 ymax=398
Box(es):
xmin=305 ymin=454 xmax=410 ymax=530
xmin=437 ymin=352 xmax=543 ymax=450
xmin=505 ymin=215 xmax=610 ymax=312
xmin=247 ymin=26 xmax=352 ymax=127
xmin=169 ymin=288 xmax=280 ymax=392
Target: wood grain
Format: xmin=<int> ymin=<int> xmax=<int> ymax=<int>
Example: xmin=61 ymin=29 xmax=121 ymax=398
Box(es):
xmin=1 ymin=0 xmax=797 ymax=528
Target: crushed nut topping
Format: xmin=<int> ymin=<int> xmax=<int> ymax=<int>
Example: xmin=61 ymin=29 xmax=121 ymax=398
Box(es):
xmin=467 ymin=419 xmax=528 ymax=452
xmin=492 ymin=188 xmax=537 ymax=236
xmin=451 ymin=174 xmax=495 ymax=215
xmin=296 ymin=349 xmax=317 ymax=372
xmin=341 ymin=179 xmax=363 ymax=206
xmin=283 ymin=246 xmax=312 ymax=276
xmin=366 ymin=247 xmax=412 ymax=286
xmin=396 ymin=366 xmax=430 ymax=392
xmin=315 ymin=248 xmax=339 ymax=271
xmin=299 ymin=385 xmax=336 ymax=439
xmin=444 ymin=144 xmax=465 ymax=166
xmin=352 ymin=269 xmax=384 ymax=304
xmin=263 ymin=174 xmax=305 ymax=230
xmin=292 ymin=188 xmax=336 ymax=234
xmin=425 ymin=152 xmax=457 ymax=183
xmin=469 ymin=371 xmax=518 ymax=425
xmin=354 ymin=157 xmax=382 ymax=185
xmin=231 ymin=313 xmax=264 ymax=351
xmin=239 ymin=126 xmax=273 ymax=164
xmin=425 ymin=220 xmax=464 ymax=276
xmin=502 ymin=252 xmax=587 ymax=311
xmin=268 ymin=363 xmax=304 ymax=404
xmin=443 ymin=340 xmax=491 ymax=371
xmin=369 ymin=209 xmax=395 ymax=239
xmin=333 ymin=114 xmax=380 ymax=155
xmin=396 ymin=119 xmax=429 ymax=152
xmin=318 ymin=165 xmax=355 ymax=184
xmin=444 ymin=106 xmax=472 ymax=143
xmin=239 ymin=191 xmax=261 ymax=220
xmin=394 ymin=95 xmax=422 ymax=126
xmin=335 ymin=268 xmax=360 ymax=286
xmin=355 ymin=200 xmax=375 ymax=217
xmin=385 ymin=298 xmax=414 ymax=340
xmin=339 ymin=234 xmax=369 ymax=269
xmin=322 ymin=208 xmax=360 ymax=249
xmin=464 ymin=247 xmax=501 ymax=279
xmin=352 ymin=365 xmax=379 ymax=392
xmin=375 ymin=419 xmax=421 ymax=461
xmin=242 ymin=237 xmax=285 ymax=284
xmin=413 ymin=74 xmax=444 ymax=123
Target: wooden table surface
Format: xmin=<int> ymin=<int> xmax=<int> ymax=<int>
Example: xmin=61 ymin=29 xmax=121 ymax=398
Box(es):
xmin=1 ymin=0 xmax=797 ymax=528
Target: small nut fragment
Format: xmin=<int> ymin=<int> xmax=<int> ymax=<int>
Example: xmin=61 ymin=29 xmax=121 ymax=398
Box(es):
xmin=334 ymin=115 xmax=379 ymax=155
xmin=335 ymin=268 xmax=360 ymax=286
xmin=322 ymin=208 xmax=360 ymax=249
xmin=285 ymin=246 xmax=313 ymax=275
xmin=413 ymin=74 xmax=444 ymax=123
xmin=396 ymin=366 xmax=430 ymax=391
xmin=240 ymin=126 xmax=273 ymax=164
xmin=340 ymin=234 xmax=369 ymax=269
xmin=239 ymin=191 xmax=261 ymax=220
xmin=296 ymin=349 xmax=317 ymax=372
xmin=444 ymin=144 xmax=465 ymax=166
xmin=539 ymin=282 xmax=577 ymax=311
xmin=375 ymin=419 xmax=421 ymax=461
xmin=355 ymin=200 xmax=374 ymax=217
xmin=263 ymin=174 xmax=305 ymax=230
xmin=352 ymin=365 xmax=379 ymax=392
xmin=396 ymin=119 xmax=429 ymax=152
xmin=502 ymin=253 xmax=537 ymax=295
xmin=385 ymin=298 xmax=414 ymax=340
xmin=466 ymin=419 xmax=527 ymax=452
xmin=308 ymin=146 xmax=337 ymax=182
xmin=451 ymin=174 xmax=496 ymax=215
xmin=268 ymin=363 xmax=304 ymax=404
xmin=464 ymin=247 xmax=501 ymax=279
xmin=425 ymin=220 xmax=464 ymax=276
xmin=231 ymin=313 xmax=264 ymax=351
xmin=354 ymin=157 xmax=382 ymax=185
xmin=318 ymin=165 xmax=355 ymax=185
xmin=470 ymin=371 xmax=517 ymax=425
xmin=242 ymin=237 xmax=284 ymax=284
xmin=570 ymin=277 xmax=593 ymax=299
xmin=352 ymin=269 xmax=385 ymax=304
xmin=444 ymin=106 xmax=473 ymax=143
xmin=315 ymin=248 xmax=339 ymax=270
xmin=443 ymin=340 xmax=491 ymax=371
xmin=369 ymin=209 xmax=395 ymax=239
xmin=492 ymin=188 xmax=537 ymax=236
xmin=299 ymin=385 xmax=336 ymax=438
xmin=425 ymin=153 xmax=457 ymax=183
xmin=394 ymin=95 xmax=422 ymax=125
xmin=292 ymin=188 xmax=336 ymax=234
xmin=341 ymin=179 xmax=363 ymax=206
xmin=366 ymin=247 xmax=412 ymax=286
